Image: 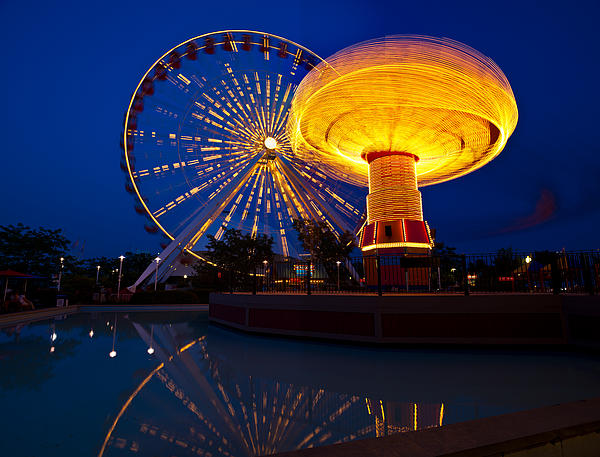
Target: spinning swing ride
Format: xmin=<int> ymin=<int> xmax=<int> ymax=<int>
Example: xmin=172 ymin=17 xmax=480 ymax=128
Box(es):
xmin=288 ymin=35 xmax=518 ymax=254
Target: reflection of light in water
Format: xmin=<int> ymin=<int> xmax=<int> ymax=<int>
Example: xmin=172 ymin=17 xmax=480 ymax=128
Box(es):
xmin=109 ymin=314 xmax=117 ymax=358
xmin=147 ymin=325 xmax=154 ymax=355
xmin=99 ymin=322 xmax=445 ymax=457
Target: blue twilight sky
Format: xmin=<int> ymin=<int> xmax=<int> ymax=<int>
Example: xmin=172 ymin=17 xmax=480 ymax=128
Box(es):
xmin=0 ymin=0 xmax=599 ymax=258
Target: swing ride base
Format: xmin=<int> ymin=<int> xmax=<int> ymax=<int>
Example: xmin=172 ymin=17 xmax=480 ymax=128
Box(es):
xmin=209 ymin=292 xmax=600 ymax=347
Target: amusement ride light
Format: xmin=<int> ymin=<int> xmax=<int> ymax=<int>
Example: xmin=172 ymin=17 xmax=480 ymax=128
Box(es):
xmin=288 ymin=35 xmax=518 ymax=254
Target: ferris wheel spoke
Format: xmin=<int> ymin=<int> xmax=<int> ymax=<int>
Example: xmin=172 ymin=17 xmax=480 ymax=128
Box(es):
xmin=279 ymin=160 xmax=359 ymax=236
xmin=152 ymin=154 xmax=258 ymax=232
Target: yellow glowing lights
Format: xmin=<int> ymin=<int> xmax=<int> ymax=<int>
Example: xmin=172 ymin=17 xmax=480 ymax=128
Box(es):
xmin=288 ymin=35 xmax=518 ymax=188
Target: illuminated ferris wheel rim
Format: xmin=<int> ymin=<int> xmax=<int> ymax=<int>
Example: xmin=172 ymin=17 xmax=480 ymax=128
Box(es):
xmin=122 ymin=30 xmax=334 ymax=260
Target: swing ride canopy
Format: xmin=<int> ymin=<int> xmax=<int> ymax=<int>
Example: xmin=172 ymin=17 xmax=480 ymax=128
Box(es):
xmin=287 ymin=35 xmax=519 ymax=188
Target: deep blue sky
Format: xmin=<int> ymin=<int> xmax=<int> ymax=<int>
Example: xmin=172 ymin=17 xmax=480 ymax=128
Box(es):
xmin=1 ymin=0 xmax=598 ymax=257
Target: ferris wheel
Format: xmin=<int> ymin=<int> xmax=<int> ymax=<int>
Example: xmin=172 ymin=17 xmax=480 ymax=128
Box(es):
xmin=121 ymin=30 xmax=367 ymax=286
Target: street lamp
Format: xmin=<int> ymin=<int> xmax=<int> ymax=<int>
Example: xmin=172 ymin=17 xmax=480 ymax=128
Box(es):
xmin=336 ymin=261 xmax=341 ymax=291
xmin=57 ymin=257 xmax=64 ymax=292
xmin=524 ymin=255 xmax=533 ymax=292
xmin=154 ymin=257 xmax=161 ymax=291
xmin=96 ymin=265 xmax=101 ymax=285
xmin=263 ymin=260 xmax=268 ymax=292
xmin=117 ymin=255 xmax=125 ymax=298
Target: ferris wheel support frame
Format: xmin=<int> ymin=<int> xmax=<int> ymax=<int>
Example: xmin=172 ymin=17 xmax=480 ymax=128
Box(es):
xmin=128 ymin=152 xmax=265 ymax=291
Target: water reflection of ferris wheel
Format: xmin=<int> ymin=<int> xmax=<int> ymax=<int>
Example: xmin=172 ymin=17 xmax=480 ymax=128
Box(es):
xmin=121 ymin=31 xmax=367 ymax=285
xmin=99 ymin=320 xmax=445 ymax=457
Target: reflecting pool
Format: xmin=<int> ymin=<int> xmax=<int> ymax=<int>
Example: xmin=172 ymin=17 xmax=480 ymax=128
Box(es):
xmin=1 ymin=310 xmax=600 ymax=456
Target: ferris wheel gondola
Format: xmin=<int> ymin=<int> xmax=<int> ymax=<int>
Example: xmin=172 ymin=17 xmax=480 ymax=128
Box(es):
xmin=121 ymin=31 xmax=367 ymax=285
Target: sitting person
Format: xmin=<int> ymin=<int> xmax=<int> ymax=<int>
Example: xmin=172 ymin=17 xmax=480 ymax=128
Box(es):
xmin=6 ymin=292 xmax=20 ymax=312
xmin=17 ymin=293 xmax=35 ymax=310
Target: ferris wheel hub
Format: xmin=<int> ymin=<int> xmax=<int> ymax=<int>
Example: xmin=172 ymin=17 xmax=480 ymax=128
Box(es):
xmin=264 ymin=136 xmax=278 ymax=150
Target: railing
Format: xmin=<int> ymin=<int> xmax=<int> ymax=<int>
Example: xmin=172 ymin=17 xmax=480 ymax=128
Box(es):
xmin=226 ymin=251 xmax=600 ymax=295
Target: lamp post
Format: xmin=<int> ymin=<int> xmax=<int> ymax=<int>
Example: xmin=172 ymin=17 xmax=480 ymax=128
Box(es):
xmin=117 ymin=255 xmax=125 ymax=298
xmin=57 ymin=257 xmax=64 ymax=292
xmin=263 ymin=260 xmax=268 ymax=292
xmin=96 ymin=265 xmax=101 ymax=285
xmin=525 ymin=255 xmax=532 ymax=292
xmin=336 ymin=261 xmax=341 ymax=291
xmin=154 ymin=257 xmax=161 ymax=291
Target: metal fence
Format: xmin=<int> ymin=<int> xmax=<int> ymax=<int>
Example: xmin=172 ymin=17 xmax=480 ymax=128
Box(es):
xmin=234 ymin=251 xmax=600 ymax=295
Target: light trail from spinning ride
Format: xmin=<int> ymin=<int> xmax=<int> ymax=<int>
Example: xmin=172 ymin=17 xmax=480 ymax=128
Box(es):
xmin=288 ymin=35 xmax=518 ymax=253
xmin=121 ymin=31 xmax=366 ymax=271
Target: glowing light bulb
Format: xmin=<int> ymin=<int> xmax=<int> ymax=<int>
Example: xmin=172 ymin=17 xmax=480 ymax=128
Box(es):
xmin=51 ymin=332 xmax=57 ymax=342
xmin=264 ymin=136 xmax=277 ymax=149
xmin=89 ymin=330 xmax=94 ymax=338
xmin=50 ymin=346 xmax=55 ymax=353
xmin=147 ymin=347 xmax=155 ymax=355
xmin=109 ymin=350 xmax=117 ymax=358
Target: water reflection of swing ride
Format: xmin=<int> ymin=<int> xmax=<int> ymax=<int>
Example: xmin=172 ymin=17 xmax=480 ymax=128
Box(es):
xmin=99 ymin=321 xmax=444 ymax=457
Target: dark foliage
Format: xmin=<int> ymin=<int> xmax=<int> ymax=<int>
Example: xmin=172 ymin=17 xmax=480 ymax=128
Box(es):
xmin=80 ymin=252 xmax=155 ymax=289
xmin=0 ymin=223 xmax=71 ymax=277
xmin=192 ymin=228 xmax=274 ymax=291
xmin=292 ymin=218 xmax=355 ymax=264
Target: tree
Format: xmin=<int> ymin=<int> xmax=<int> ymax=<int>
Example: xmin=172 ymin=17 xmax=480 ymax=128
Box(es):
xmin=292 ymin=219 xmax=355 ymax=264
xmin=79 ymin=252 xmax=155 ymax=289
xmin=431 ymin=241 xmax=462 ymax=290
xmin=0 ymin=223 xmax=71 ymax=276
xmin=431 ymin=241 xmax=458 ymax=258
xmin=494 ymin=248 xmax=519 ymax=272
xmin=194 ymin=228 xmax=274 ymax=288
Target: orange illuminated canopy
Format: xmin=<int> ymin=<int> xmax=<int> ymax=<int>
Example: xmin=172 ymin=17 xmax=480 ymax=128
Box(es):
xmin=288 ymin=35 xmax=518 ymax=187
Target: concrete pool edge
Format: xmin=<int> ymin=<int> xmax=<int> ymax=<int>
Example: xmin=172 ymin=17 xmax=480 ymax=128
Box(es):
xmin=271 ymin=397 xmax=600 ymax=457
xmin=0 ymin=303 xmax=208 ymax=327
xmin=209 ymin=293 xmax=600 ymax=347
